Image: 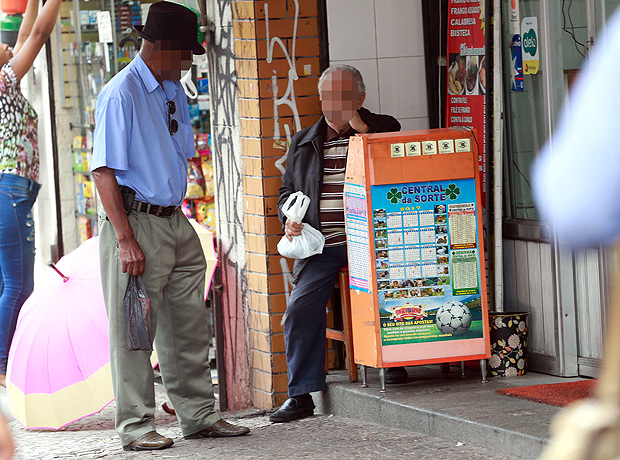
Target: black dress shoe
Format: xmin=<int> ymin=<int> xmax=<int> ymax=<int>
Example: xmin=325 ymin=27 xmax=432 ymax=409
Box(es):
xmin=123 ymin=431 xmax=174 ymax=451
xmin=184 ymin=419 xmax=250 ymax=438
xmin=269 ymin=396 xmax=315 ymax=423
xmin=385 ymin=366 xmax=408 ymax=384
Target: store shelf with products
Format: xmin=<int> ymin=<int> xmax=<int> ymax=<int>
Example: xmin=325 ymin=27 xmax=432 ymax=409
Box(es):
xmin=57 ymin=0 xmax=220 ymax=386
xmin=181 ymin=59 xmax=215 ymax=236
xmin=182 ymin=133 xmax=216 ymax=234
xmin=61 ymin=0 xmax=144 ymax=241
xmin=60 ymin=0 xmax=214 ymax=241
xmin=71 ymin=134 xmax=98 ymax=242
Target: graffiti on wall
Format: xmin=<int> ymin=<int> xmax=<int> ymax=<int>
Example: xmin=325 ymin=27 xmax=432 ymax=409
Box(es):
xmin=265 ymin=0 xmax=302 ymax=175
xmin=206 ymin=0 xmax=250 ymax=410
xmin=264 ymin=0 xmax=302 ymax=304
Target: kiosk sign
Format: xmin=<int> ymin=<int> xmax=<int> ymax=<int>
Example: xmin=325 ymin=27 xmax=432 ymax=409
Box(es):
xmin=371 ymin=178 xmax=483 ymax=346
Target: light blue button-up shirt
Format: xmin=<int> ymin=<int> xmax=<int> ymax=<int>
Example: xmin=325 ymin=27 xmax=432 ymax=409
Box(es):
xmin=92 ymin=54 xmax=195 ymax=206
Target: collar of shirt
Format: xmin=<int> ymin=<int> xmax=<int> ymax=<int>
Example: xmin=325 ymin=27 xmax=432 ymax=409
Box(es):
xmin=133 ymin=53 xmax=178 ymax=102
xmin=324 ymin=124 xmax=357 ymax=143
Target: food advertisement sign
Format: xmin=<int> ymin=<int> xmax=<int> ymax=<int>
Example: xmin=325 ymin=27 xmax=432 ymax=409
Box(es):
xmin=371 ymin=179 xmax=484 ymax=346
xmin=446 ymin=0 xmax=487 ymax=208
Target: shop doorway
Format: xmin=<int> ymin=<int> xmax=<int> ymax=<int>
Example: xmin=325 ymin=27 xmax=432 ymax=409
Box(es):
xmin=56 ymin=0 xmax=224 ymax=401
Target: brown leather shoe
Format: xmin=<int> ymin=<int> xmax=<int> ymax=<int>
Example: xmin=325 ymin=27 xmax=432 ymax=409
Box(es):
xmin=184 ymin=419 xmax=250 ymax=439
xmin=122 ymin=431 xmax=174 ymax=451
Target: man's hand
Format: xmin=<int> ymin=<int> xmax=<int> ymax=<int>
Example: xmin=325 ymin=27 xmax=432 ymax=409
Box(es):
xmin=349 ymin=110 xmax=369 ymax=134
xmin=92 ymin=167 xmax=146 ymax=276
xmin=285 ymin=219 xmax=304 ymax=242
xmin=118 ymin=236 xmax=146 ymax=276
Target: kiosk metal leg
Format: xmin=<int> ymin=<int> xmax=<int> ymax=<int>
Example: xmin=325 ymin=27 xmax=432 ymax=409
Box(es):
xmin=379 ymin=368 xmax=387 ymax=393
xmin=480 ymin=359 xmax=488 ymax=383
xmin=361 ymin=365 xmax=368 ymax=388
xmin=460 ymin=361 xmax=466 ymax=377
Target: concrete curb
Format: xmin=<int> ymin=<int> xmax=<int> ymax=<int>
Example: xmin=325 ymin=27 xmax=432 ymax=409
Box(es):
xmin=314 ymin=375 xmax=551 ymax=459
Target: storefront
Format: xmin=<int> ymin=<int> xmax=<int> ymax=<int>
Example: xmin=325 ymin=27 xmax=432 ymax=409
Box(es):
xmin=15 ymin=0 xmax=620 ymax=410
xmin=369 ymin=0 xmax=619 ymax=380
xmin=229 ymin=0 xmax=620 ymax=408
xmin=11 ymin=0 xmax=223 ymax=395
xmin=499 ymin=0 xmax=619 ymax=378
xmin=49 ymin=0 xmax=215 ymax=245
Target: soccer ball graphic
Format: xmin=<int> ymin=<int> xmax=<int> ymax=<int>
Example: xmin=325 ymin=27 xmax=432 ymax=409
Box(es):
xmin=435 ymin=301 xmax=472 ymax=335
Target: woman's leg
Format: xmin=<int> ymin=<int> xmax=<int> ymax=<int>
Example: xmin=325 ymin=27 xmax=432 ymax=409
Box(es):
xmin=0 ymin=174 xmax=40 ymax=377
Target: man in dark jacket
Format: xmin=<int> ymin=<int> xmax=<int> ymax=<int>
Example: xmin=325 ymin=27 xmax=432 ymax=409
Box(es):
xmin=271 ymin=64 xmax=402 ymax=423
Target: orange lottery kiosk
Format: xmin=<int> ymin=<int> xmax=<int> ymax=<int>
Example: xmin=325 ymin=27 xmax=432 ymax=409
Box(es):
xmin=344 ymin=128 xmax=490 ymax=390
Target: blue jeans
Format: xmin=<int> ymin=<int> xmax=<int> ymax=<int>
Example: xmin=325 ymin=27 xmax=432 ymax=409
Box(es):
xmin=0 ymin=173 xmax=40 ymax=373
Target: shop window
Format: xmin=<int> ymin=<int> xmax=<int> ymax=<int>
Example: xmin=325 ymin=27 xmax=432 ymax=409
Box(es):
xmin=501 ymin=0 xmax=551 ymax=222
xmin=502 ymin=0 xmax=620 ymax=223
xmin=59 ymin=0 xmax=215 ymax=240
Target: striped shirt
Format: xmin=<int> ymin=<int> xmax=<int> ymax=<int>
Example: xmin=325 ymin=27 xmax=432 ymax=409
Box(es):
xmin=320 ymin=126 xmax=356 ymax=247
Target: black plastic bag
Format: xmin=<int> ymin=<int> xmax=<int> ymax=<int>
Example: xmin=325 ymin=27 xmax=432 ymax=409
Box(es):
xmin=123 ymin=275 xmax=153 ymax=351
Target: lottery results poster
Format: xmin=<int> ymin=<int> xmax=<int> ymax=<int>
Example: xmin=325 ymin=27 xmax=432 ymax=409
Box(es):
xmin=446 ymin=0 xmax=487 ymax=208
xmin=344 ymin=183 xmax=371 ymax=293
xmin=371 ymin=179 xmax=484 ymax=346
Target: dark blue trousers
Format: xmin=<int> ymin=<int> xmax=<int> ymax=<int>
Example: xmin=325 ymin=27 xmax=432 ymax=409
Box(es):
xmin=284 ymin=245 xmax=348 ymax=397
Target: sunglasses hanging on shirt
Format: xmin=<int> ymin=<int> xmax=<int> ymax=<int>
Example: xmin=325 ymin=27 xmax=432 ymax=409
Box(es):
xmin=167 ymin=100 xmax=178 ymax=135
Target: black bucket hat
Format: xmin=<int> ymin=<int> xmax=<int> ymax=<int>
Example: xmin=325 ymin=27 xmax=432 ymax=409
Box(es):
xmin=133 ymin=1 xmax=205 ymax=55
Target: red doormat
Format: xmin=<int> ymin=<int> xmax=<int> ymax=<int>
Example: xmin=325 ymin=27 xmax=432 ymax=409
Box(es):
xmin=496 ymin=379 xmax=596 ymax=407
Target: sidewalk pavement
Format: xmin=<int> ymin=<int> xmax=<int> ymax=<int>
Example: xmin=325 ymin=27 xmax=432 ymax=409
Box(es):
xmin=8 ymin=382 xmax=524 ymax=460
xmin=315 ymin=364 xmax=588 ymax=460
xmin=6 ymin=366 xmax=582 ymax=459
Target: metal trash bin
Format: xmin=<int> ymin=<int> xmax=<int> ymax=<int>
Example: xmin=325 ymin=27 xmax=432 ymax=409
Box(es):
xmin=488 ymin=312 xmax=528 ymax=377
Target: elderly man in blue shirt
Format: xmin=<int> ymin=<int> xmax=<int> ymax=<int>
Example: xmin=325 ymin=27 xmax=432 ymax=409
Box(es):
xmin=91 ymin=1 xmax=249 ymax=451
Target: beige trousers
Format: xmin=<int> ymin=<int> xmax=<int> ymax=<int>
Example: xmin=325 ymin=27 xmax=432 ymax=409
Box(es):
xmin=99 ymin=209 xmax=220 ymax=445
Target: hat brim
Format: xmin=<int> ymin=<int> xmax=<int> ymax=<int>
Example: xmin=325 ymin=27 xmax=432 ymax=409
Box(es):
xmin=132 ymin=24 xmax=205 ymax=55
xmin=133 ymin=25 xmax=154 ymax=41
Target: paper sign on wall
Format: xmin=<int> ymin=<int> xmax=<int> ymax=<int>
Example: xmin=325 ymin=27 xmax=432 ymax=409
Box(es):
xmin=521 ymin=17 xmax=539 ymax=75
xmin=509 ymin=0 xmax=523 ymax=91
xmin=97 ymin=11 xmax=113 ymax=43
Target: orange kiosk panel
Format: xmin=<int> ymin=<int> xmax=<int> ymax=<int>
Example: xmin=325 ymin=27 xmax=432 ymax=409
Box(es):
xmin=344 ymin=128 xmax=490 ymax=385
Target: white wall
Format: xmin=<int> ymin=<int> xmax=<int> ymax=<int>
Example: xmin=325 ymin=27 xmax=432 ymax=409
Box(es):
xmin=326 ymin=0 xmax=429 ymax=131
xmin=24 ymin=25 xmax=82 ymax=282
xmin=23 ymin=45 xmax=58 ymax=282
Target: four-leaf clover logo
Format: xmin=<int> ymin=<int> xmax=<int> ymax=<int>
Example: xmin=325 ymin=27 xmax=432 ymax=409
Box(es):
xmin=386 ymin=187 xmax=402 ymax=204
xmin=446 ymin=184 xmax=460 ymax=200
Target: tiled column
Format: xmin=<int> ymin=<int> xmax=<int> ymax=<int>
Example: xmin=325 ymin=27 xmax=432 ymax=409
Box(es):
xmin=232 ymin=0 xmax=322 ymax=409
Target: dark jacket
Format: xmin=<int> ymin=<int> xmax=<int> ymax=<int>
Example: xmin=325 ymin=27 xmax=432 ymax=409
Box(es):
xmin=278 ymin=107 xmax=401 ymax=282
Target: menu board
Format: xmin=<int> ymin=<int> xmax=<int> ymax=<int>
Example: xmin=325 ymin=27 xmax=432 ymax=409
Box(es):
xmin=371 ymin=178 xmax=483 ymax=346
xmin=446 ymin=0 xmax=487 ymax=209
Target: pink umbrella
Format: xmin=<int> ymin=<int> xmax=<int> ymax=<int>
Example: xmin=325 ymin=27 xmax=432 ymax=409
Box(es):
xmin=6 ymin=236 xmax=114 ymax=430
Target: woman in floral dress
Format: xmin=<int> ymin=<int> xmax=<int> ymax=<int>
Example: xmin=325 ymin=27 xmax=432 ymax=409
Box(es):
xmin=0 ymin=0 xmax=62 ymax=386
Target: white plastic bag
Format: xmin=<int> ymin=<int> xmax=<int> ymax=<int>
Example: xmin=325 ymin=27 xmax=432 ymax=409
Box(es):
xmin=277 ymin=192 xmax=325 ymax=259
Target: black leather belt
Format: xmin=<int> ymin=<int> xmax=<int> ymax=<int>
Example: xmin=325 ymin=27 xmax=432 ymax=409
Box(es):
xmin=131 ymin=200 xmax=179 ymax=218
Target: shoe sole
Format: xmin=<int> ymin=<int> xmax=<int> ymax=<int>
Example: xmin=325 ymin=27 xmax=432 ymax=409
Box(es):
xmin=123 ymin=440 xmax=174 ymax=451
xmin=269 ymin=408 xmax=314 ymax=423
xmin=184 ymin=429 xmax=250 ymax=439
